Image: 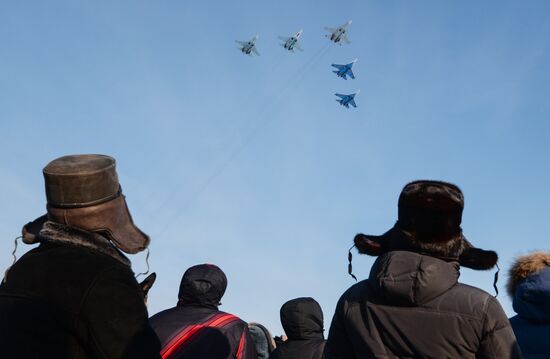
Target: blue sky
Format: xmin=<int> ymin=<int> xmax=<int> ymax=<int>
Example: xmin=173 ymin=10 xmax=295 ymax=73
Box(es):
xmin=1 ymin=0 xmax=549 ymax=335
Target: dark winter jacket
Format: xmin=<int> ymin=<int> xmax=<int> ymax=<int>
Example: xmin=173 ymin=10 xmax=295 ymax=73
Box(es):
xmin=269 ymin=297 xmax=325 ymax=359
xmin=0 ymin=222 xmax=161 ymax=358
xmin=510 ymin=267 xmax=550 ymax=358
xmin=324 ymin=251 xmax=522 ymax=359
xmin=249 ymin=323 xmax=275 ymax=359
xmin=150 ymin=264 xmax=256 ymax=359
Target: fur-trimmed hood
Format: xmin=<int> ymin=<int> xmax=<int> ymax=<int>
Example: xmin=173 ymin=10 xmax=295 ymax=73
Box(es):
xmin=507 ymin=251 xmax=550 ymax=297
xmin=508 ymin=251 xmax=550 ymax=324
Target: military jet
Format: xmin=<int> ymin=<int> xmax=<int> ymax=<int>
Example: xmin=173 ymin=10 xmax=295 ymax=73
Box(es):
xmin=335 ymin=90 xmax=360 ymax=108
xmin=332 ymin=58 xmax=357 ymax=80
xmin=325 ymin=20 xmax=352 ymax=44
xmin=278 ymin=29 xmax=304 ymax=52
xmin=236 ymin=35 xmax=260 ymax=56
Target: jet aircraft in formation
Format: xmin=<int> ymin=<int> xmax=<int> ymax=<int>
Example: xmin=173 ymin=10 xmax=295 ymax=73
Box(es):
xmin=331 ymin=58 xmax=357 ymax=80
xmin=236 ymin=35 xmax=260 ymax=56
xmin=236 ymin=19 xmax=352 ymax=56
xmin=278 ymin=29 xmax=304 ymax=52
xmin=325 ymin=20 xmax=352 ymax=45
xmin=335 ymin=90 xmax=360 ymax=108
xmin=236 ymin=21 xmax=360 ymax=108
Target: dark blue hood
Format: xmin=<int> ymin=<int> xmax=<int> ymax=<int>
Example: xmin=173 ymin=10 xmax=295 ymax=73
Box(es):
xmin=513 ymin=268 xmax=550 ymax=323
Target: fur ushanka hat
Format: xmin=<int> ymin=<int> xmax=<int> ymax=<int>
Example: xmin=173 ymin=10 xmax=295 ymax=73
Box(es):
xmin=350 ymin=180 xmax=498 ymax=278
xmin=507 ymin=251 xmax=550 ymax=297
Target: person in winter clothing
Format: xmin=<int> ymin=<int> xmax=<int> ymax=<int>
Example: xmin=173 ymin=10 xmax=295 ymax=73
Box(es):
xmin=269 ymin=297 xmax=325 ymax=359
xmin=150 ymin=264 xmax=256 ymax=359
xmin=507 ymin=251 xmax=550 ymax=358
xmin=0 ymin=154 xmax=161 ymax=358
xmin=324 ymin=180 xmax=523 ymax=359
xmin=248 ymin=322 xmax=276 ymax=359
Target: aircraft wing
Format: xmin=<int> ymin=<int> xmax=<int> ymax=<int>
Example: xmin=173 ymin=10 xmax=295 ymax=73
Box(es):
xmin=278 ymin=36 xmax=290 ymax=41
xmin=342 ymin=34 xmax=351 ymax=44
xmin=350 ymin=99 xmax=357 ymax=108
xmin=332 ymin=64 xmax=345 ymax=69
xmin=325 ymin=27 xmax=337 ymax=33
xmin=335 ymin=93 xmax=347 ymax=99
xmin=348 ymin=69 xmax=355 ymax=79
xmin=294 ymin=42 xmax=303 ymax=52
xmin=251 ymin=46 xmax=260 ymax=56
xmin=235 ymin=40 xmax=247 ymax=46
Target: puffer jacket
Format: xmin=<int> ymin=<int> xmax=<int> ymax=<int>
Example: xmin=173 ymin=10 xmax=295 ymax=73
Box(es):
xmin=150 ymin=264 xmax=256 ymax=359
xmin=269 ymin=297 xmax=325 ymax=359
xmin=324 ymin=251 xmax=522 ymax=359
xmin=0 ymin=222 xmax=161 ymax=358
xmin=509 ymin=267 xmax=550 ymax=358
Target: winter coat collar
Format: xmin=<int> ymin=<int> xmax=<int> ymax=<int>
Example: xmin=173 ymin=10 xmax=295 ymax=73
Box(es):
xmin=38 ymin=221 xmax=131 ymax=267
xmin=368 ymin=251 xmax=459 ymax=306
xmin=513 ymin=268 xmax=550 ymax=323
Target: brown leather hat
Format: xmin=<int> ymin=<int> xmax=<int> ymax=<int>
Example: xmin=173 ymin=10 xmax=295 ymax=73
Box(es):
xmin=23 ymin=154 xmax=149 ymax=254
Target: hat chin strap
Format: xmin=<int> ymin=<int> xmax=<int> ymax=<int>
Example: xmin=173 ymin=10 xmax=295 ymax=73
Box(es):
xmin=135 ymin=248 xmax=151 ymax=279
xmin=348 ymin=244 xmax=357 ymax=281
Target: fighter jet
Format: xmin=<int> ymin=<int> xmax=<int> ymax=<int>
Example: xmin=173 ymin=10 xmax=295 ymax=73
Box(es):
xmin=236 ymin=35 xmax=260 ymax=56
xmin=278 ymin=29 xmax=304 ymax=52
xmin=335 ymin=90 xmax=360 ymax=108
xmin=331 ymin=58 xmax=357 ymax=80
xmin=325 ymin=20 xmax=352 ymax=44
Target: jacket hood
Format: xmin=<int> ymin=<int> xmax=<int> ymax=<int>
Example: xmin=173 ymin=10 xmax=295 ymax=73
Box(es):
xmin=368 ymin=251 xmax=459 ymax=306
xmin=507 ymin=251 xmax=550 ymax=297
xmin=177 ymin=264 xmax=227 ymax=309
xmin=280 ymin=297 xmax=324 ymax=340
xmin=513 ymin=268 xmax=550 ymax=323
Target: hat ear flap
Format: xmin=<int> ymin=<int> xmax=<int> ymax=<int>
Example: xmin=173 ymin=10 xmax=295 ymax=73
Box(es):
xmin=354 ymin=234 xmax=384 ymax=256
xmin=21 ymin=215 xmax=48 ymax=244
xmin=459 ymin=247 xmax=498 ymax=270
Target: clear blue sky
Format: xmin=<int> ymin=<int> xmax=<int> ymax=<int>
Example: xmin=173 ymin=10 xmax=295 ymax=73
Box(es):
xmin=1 ymin=0 xmax=549 ymax=336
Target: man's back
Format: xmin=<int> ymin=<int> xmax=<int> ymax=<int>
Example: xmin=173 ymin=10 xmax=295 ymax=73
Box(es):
xmin=0 ymin=239 xmax=160 ymax=358
xmin=150 ymin=264 xmax=255 ymax=359
xmin=324 ymin=251 xmax=522 ymax=359
xmin=151 ymin=305 xmax=252 ymax=359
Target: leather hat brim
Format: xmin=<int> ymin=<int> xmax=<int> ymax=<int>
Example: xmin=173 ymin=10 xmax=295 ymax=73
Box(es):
xmin=46 ymin=195 xmax=150 ymax=254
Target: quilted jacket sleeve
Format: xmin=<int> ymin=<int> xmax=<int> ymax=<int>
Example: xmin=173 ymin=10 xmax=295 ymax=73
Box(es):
xmin=477 ymin=297 xmax=523 ymax=359
xmin=323 ymin=295 xmax=356 ymax=359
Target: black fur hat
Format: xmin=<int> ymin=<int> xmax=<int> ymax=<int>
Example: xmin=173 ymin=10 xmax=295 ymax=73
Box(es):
xmin=354 ymin=180 xmax=498 ymax=270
